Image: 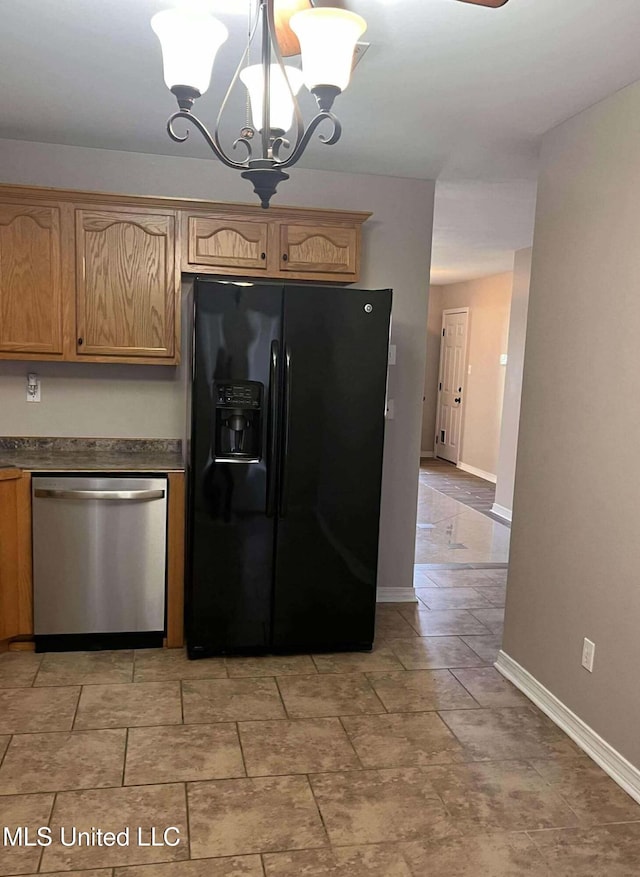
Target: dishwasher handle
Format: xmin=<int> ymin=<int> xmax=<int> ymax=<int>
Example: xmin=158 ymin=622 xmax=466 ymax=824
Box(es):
xmin=34 ymin=488 xmax=165 ymax=502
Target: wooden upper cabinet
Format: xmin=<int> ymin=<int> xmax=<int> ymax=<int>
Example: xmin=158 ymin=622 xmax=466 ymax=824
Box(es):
xmin=75 ymin=208 xmax=178 ymax=360
xmin=0 ymin=202 xmax=63 ymax=355
xmin=186 ymin=215 xmax=269 ymax=272
xmin=279 ymin=222 xmax=359 ymax=278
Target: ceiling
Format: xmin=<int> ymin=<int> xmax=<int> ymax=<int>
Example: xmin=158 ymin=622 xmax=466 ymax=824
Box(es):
xmin=2 ymin=0 xmax=640 ymax=282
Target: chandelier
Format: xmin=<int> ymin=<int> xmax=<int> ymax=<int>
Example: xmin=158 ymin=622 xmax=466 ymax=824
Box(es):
xmin=151 ymin=1 xmax=367 ymax=208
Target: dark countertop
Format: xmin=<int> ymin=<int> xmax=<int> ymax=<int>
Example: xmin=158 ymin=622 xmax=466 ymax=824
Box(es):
xmin=0 ymin=438 xmax=185 ymax=473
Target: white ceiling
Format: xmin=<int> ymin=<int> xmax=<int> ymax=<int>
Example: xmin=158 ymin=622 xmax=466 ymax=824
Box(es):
xmin=2 ymin=0 xmax=640 ymax=282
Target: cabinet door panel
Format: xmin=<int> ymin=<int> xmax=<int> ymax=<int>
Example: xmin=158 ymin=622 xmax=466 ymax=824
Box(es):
xmin=76 ymin=209 xmax=176 ymax=358
xmin=0 ymin=203 xmax=62 ymax=354
xmin=187 ymin=215 xmax=268 ymax=270
xmin=0 ymin=472 xmax=33 ymax=641
xmin=280 ymin=223 xmax=358 ymax=276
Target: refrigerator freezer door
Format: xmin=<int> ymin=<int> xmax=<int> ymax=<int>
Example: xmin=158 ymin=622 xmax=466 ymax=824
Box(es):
xmin=272 ymin=286 xmax=392 ymax=651
xmin=189 ymin=282 xmax=282 ymax=655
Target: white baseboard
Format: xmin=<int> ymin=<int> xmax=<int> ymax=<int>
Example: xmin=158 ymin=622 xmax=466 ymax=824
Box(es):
xmin=457 ymin=461 xmax=497 ymax=483
xmin=376 ymin=588 xmax=418 ymax=603
xmin=495 ymin=650 xmax=640 ymax=806
xmin=491 ymin=502 xmax=513 ymax=522
xmin=420 ymin=450 xmax=434 ymax=459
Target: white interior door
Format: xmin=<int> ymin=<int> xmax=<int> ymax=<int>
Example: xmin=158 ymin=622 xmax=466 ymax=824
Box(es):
xmin=436 ymin=308 xmax=469 ymax=464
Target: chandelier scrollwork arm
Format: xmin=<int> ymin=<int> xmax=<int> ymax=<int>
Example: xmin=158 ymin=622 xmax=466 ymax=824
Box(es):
xmin=277 ymin=111 xmax=342 ymax=168
xmin=167 ymin=111 xmax=251 ymax=169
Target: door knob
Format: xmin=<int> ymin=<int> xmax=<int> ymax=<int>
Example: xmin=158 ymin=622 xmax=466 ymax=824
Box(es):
xmin=454 ymin=397 xmax=461 ymax=404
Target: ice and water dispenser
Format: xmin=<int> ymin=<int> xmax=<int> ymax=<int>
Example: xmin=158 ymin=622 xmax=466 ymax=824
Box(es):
xmin=213 ymin=381 xmax=263 ymax=462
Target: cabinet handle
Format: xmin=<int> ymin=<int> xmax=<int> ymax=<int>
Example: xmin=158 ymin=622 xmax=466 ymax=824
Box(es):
xmin=77 ymin=338 xmax=83 ymax=346
xmin=282 ymin=253 xmax=288 ymax=262
xmin=260 ymin=252 xmax=266 ymax=260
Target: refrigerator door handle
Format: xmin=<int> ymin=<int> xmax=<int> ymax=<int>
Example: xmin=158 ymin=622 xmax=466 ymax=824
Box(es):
xmin=266 ymin=339 xmax=280 ymax=517
xmin=279 ymin=344 xmax=292 ymax=518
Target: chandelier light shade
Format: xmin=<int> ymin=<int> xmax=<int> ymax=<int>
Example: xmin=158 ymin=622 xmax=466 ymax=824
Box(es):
xmin=239 ymin=64 xmax=304 ymax=134
xmin=151 ymin=0 xmax=367 ymax=208
xmin=150 ymin=8 xmax=229 ymax=97
xmin=289 ymin=8 xmax=367 ymax=93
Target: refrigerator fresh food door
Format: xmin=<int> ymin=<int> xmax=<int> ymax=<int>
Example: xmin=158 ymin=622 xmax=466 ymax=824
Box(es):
xmin=188 ymin=281 xmax=283 ymax=655
xmin=272 ymin=286 xmax=392 ymax=651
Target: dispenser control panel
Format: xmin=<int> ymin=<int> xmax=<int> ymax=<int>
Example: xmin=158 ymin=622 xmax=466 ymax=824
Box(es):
xmin=216 ymin=382 xmax=262 ymax=409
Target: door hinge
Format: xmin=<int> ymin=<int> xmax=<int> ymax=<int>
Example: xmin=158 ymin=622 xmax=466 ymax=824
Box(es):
xmin=442 ymin=328 xmax=445 ymax=336
xmin=438 ymin=382 xmax=442 ymax=391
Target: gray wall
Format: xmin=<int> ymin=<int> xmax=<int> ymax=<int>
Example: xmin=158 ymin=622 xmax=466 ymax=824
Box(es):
xmin=504 ymin=80 xmax=640 ymax=766
xmin=0 ymin=138 xmax=434 ymax=594
xmin=493 ymin=248 xmax=532 ymax=517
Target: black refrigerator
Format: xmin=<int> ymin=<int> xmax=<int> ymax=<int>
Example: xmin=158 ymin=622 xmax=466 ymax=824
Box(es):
xmin=187 ymin=279 xmax=392 ymax=657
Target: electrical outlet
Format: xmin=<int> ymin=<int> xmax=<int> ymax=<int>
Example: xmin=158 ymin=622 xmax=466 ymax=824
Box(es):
xmin=26 ymin=373 xmax=41 ymax=403
xmin=581 ymin=637 xmax=595 ymax=672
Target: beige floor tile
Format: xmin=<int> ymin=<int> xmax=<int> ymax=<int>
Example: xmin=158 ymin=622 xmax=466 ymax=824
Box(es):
xmin=0 ymin=686 xmax=80 ymax=734
xmin=400 ymin=832 xmax=550 ymax=876
xmin=529 ymin=757 xmax=640 ymax=825
xmin=469 ymin=608 xmax=505 ymax=635
xmin=440 ymin=706 xmax=581 ymax=761
xmin=263 ymin=845 xmax=412 ymax=877
xmin=425 ymin=570 xmax=495 ymax=589
xmin=0 ymin=792 xmax=53 ymax=875
xmin=0 ymin=737 xmax=8 ymax=763
xmin=460 ymin=634 xmax=503 ymax=665
xmin=133 ymin=649 xmax=226 ymax=682
xmin=367 ymin=669 xmax=478 ymax=712
xmin=188 ymin=775 xmax=326 ymax=857
xmin=74 ymin=683 xmax=181 ymax=730
xmin=277 ymin=673 xmax=385 ymax=718
xmin=476 ymin=585 xmax=507 ymax=607
xmin=0 ymin=652 xmax=42 ymax=688
xmin=387 ymin=637 xmax=485 ymax=670
xmin=312 ymin=647 xmax=404 ymax=674
xmin=400 ymin=609 xmax=492 ymax=637
xmin=35 ymin=650 xmax=134 ymax=686
xmin=481 ymin=569 xmax=509 ymax=585
xmin=182 ymin=678 xmax=285 ymax=723
xmin=30 ymin=871 xmax=112 ymax=876
xmin=114 ymin=858 xmax=263 ymax=876
xmin=41 ymin=783 xmax=188 ymax=871
xmin=342 ymin=712 xmax=466 ymax=769
xmin=225 ymin=655 xmax=316 ymax=677
xmin=374 ymin=611 xmax=419 ymax=641
xmin=309 ymin=767 xmax=457 ymax=846
xmin=125 ymin=724 xmax=245 ymax=785
xmin=415 ymin=588 xmax=493 ymax=611
xmin=239 ymin=717 xmax=360 ymax=776
xmin=527 ymin=823 xmax=640 ymax=875
xmin=0 ymin=729 xmax=126 ymax=794
xmin=424 ymin=761 xmax=580 ymax=831
xmin=451 ymin=668 xmax=529 ymax=708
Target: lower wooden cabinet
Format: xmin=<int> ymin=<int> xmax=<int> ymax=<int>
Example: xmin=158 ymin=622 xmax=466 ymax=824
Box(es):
xmin=0 ymin=470 xmax=33 ymax=644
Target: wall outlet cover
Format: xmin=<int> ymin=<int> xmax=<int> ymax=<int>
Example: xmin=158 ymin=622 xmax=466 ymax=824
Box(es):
xmin=582 ymin=637 xmax=595 ymax=672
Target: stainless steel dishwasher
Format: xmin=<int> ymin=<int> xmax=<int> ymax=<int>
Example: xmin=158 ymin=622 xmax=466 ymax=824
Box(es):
xmin=32 ymin=475 xmax=167 ymax=651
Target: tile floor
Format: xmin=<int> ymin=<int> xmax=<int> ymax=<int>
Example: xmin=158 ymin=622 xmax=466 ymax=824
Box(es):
xmin=1 ymin=574 xmax=640 ymax=877
xmin=415 ymin=467 xmax=510 ymax=567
